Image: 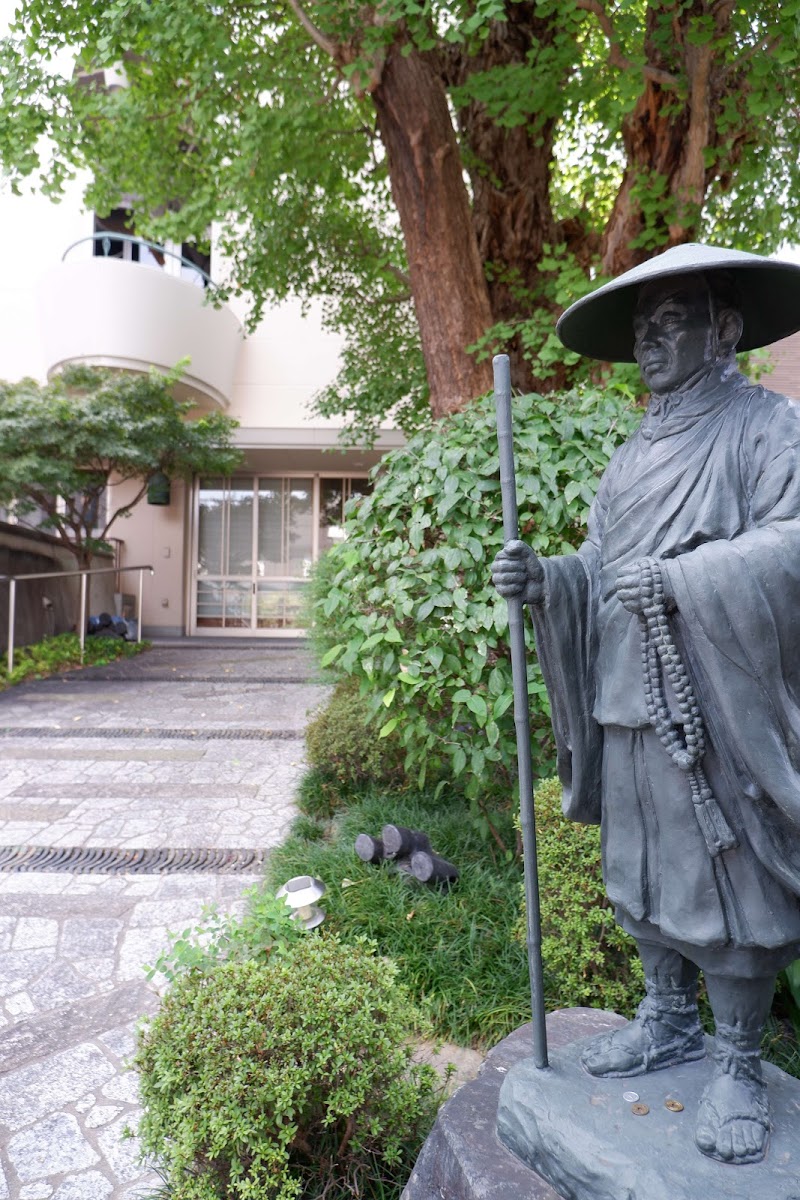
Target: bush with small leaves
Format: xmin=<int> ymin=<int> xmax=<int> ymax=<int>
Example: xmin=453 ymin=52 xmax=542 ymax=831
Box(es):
xmin=519 ymin=776 xmax=644 ymax=1017
xmin=144 ymin=883 xmax=301 ymax=985
xmin=135 ymin=934 xmax=439 ymax=1200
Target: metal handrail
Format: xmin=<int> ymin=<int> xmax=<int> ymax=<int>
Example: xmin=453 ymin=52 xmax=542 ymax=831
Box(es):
xmin=61 ymin=232 xmax=214 ymax=289
xmin=2 ymin=563 xmax=154 ymax=676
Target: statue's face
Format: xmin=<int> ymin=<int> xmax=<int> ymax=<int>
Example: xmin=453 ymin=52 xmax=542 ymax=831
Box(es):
xmin=633 ymin=276 xmax=714 ymax=393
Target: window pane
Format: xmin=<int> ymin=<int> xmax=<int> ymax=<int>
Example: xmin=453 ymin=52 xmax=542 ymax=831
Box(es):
xmin=197 ymin=480 xmax=225 ymax=576
xmin=221 ymin=581 xmax=251 ymax=628
xmin=319 ymin=478 xmax=344 ymax=555
xmin=257 ymin=478 xmax=313 ymax=578
xmin=257 ymin=481 xmax=283 ymax=576
xmin=287 ymin=479 xmax=313 ymax=577
xmin=319 ymin=478 xmax=371 ymax=554
xmin=256 ymin=581 xmax=306 ymax=629
xmin=227 ymin=483 xmax=253 ymax=575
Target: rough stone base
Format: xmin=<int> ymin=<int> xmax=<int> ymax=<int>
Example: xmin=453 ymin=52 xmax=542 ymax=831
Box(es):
xmin=498 ymin=1022 xmax=800 ymax=1200
xmin=404 ymin=1009 xmax=800 ymax=1200
xmin=402 ymin=1009 xmax=625 ymax=1199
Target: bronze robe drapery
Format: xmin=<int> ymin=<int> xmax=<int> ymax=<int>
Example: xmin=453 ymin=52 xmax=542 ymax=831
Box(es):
xmin=531 ymin=367 xmax=800 ymax=952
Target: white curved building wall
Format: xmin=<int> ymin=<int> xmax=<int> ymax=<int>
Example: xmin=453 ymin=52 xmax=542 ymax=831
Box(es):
xmin=37 ymin=256 xmax=243 ymax=410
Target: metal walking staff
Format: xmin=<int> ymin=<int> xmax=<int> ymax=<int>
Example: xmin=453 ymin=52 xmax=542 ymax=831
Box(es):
xmin=493 ymin=353 xmax=548 ymax=1070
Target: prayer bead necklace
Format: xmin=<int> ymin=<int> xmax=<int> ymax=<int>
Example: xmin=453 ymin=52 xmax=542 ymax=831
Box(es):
xmin=637 ymin=557 xmax=737 ymax=857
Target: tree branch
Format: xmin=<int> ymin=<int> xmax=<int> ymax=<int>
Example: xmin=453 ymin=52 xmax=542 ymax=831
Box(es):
xmin=574 ymin=0 xmax=679 ymax=90
xmin=286 ymin=0 xmax=386 ymax=96
xmin=285 ymin=0 xmax=339 ymax=61
xmin=102 ymin=482 xmax=149 ymax=538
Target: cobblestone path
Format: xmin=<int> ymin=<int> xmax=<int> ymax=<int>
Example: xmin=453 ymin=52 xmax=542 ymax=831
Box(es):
xmin=0 ymin=644 xmax=324 ymax=1199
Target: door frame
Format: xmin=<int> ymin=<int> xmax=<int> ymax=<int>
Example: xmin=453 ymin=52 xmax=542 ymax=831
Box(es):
xmin=187 ymin=472 xmax=367 ymax=637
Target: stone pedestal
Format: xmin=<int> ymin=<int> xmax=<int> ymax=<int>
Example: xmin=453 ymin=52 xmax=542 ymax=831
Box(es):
xmin=403 ymin=1008 xmax=800 ymax=1200
xmin=402 ymin=1008 xmax=625 ymax=1199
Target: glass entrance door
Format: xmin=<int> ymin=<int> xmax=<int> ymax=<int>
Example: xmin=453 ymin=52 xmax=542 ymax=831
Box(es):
xmin=195 ymin=479 xmax=255 ymax=629
xmin=254 ymin=478 xmax=313 ymax=629
xmin=193 ymin=475 xmax=369 ymax=633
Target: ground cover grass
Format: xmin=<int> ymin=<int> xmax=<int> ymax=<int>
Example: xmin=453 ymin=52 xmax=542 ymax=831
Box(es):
xmin=268 ymin=775 xmax=800 ymax=1081
xmin=266 ymin=785 xmax=532 ymax=1050
xmin=0 ymin=631 xmax=149 ymax=689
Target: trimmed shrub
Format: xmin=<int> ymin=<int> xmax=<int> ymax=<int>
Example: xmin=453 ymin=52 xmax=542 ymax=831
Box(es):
xmin=135 ymin=934 xmax=438 ymax=1200
xmin=310 ymin=388 xmax=639 ymax=804
xmin=304 ymin=678 xmax=406 ymax=802
xmin=520 ymin=776 xmax=644 ymax=1017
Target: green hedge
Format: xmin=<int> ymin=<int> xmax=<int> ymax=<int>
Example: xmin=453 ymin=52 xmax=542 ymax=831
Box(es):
xmin=525 ymin=776 xmax=644 ymax=1018
xmin=135 ymin=935 xmax=438 ymax=1200
xmin=304 ymin=677 xmax=406 ymax=803
xmin=310 ymin=387 xmax=639 ymax=803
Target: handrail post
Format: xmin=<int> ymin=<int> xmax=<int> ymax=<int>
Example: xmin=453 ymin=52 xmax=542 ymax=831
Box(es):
xmin=137 ymin=569 xmax=144 ymax=644
xmin=79 ymin=573 xmax=87 ymax=662
xmin=7 ymin=579 xmax=16 ymax=677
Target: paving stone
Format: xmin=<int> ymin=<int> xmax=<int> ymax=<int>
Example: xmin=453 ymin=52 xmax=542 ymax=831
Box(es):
xmin=94 ymin=1115 xmax=149 ymax=1183
xmin=29 ymin=962 xmax=97 ymax=1012
xmin=72 ymin=957 xmax=115 ymax=984
xmin=11 ymin=918 xmax=59 ymax=952
xmin=60 ymin=919 xmax=123 ymax=959
xmin=0 ymin=950 xmax=52 ymax=997
xmin=7 ymin=1113 xmax=100 ymax=1181
xmin=50 ymin=1174 xmax=113 ymax=1200
xmin=0 ymin=984 xmax=156 ymax=1074
xmin=0 ymin=644 xmax=313 ymax=1193
xmin=6 ymin=991 xmax=36 ymax=1018
xmin=126 ymin=898 xmax=211 ymax=930
xmin=0 ymin=875 xmax=72 ymax=895
xmin=96 ymin=1024 xmax=137 ymax=1061
xmin=0 ymin=1043 xmax=116 ymax=1131
xmin=0 ymin=802 xmax=72 ymax=821
xmin=116 ymin=928 xmax=176 ymax=982
xmin=0 ymin=916 xmax=15 ymax=952
xmin=117 ymin=878 xmax=161 ymax=896
xmin=99 ymin=1071 xmax=141 ymax=1106
xmin=115 ymin=1182 xmax=161 ymax=1200
xmin=85 ymin=1105 xmax=123 ymax=1129
xmin=19 ymin=1185 xmax=54 ymax=1199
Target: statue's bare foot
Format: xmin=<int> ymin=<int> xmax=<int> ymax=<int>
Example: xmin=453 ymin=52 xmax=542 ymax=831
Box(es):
xmin=695 ymin=1065 xmax=770 ymax=1164
xmin=581 ymin=988 xmax=704 ymax=1078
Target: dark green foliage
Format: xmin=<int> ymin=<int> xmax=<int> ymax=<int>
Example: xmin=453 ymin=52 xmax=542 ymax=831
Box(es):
xmin=312 ymin=388 xmax=639 ymax=810
xmin=0 ymin=632 xmax=148 ymax=689
xmin=135 ymin=936 xmax=438 ymax=1200
xmin=304 ymin=678 xmax=406 ymax=803
xmin=0 ymin=364 xmax=241 ymax=570
xmin=267 ymin=788 xmax=531 ymax=1049
xmin=519 ymin=777 xmax=644 ymax=1018
xmin=3 ymin=3 xmax=799 ymax=439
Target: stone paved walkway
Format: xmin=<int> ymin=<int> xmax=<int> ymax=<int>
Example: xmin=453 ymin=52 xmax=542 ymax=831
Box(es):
xmin=0 ymin=643 xmax=325 ymax=1200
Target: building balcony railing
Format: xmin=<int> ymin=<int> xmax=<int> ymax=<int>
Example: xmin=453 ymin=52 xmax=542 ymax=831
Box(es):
xmin=37 ymin=234 xmax=243 ymax=411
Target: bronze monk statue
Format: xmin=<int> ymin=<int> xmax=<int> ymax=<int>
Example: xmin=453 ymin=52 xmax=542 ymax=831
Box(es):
xmin=492 ymin=243 xmax=800 ymax=1166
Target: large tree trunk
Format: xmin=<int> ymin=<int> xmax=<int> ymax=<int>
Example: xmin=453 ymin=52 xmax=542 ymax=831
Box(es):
xmin=601 ymin=1 xmax=737 ymax=276
xmin=446 ymin=5 xmax=568 ymax=394
xmin=373 ymin=41 xmax=494 ymax=417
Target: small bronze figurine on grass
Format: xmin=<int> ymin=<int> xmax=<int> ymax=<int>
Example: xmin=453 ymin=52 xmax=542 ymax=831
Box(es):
xmin=492 ymin=244 xmax=800 ymax=1166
